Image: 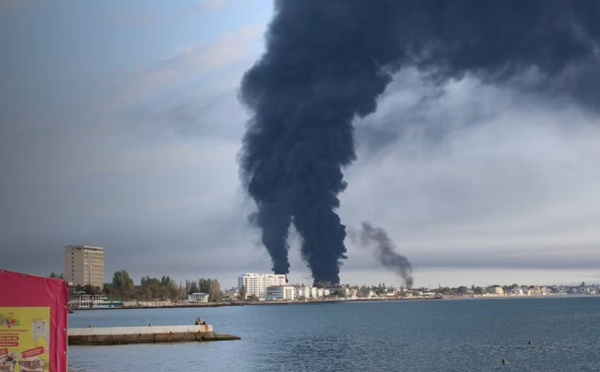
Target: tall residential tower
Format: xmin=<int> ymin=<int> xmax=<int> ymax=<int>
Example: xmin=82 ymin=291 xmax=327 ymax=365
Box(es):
xmin=64 ymin=245 xmax=104 ymax=288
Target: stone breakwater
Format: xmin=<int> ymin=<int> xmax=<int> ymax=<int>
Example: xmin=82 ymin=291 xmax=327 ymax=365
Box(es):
xmin=68 ymin=325 xmax=240 ymax=345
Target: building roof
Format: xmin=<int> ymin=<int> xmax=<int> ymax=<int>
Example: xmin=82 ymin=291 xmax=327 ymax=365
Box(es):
xmin=65 ymin=245 xmax=104 ymax=251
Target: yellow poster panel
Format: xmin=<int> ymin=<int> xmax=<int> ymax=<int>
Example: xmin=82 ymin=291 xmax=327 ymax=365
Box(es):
xmin=0 ymin=307 xmax=50 ymax=372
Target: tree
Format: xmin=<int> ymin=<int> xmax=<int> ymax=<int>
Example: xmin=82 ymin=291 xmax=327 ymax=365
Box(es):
xmin=209 ymin=281 xmax=222 ymax=302
xmin=112 ymin=270 xmax=135 ymax=299
xmin=188 ymin=281 xmax=199 ymax=295
xmin=239 ymin=285 xmax=246 ymax=300
xmin=358 ymin=286 xmax=370 ymax=298
xmin=113 ymin=270 xmax=134 ymax=289
xmin=197 ymin=278 xmax=222 ymax=302
xmin=314 ymin=281 xmax=333 ymax=289
xmin=84 ymin=285 xmax=102 ymax=295
xmin=138 ymin=276 xmax=180 ymax=301
xmin=440 ymin=287 xmax=454 ymax=295
xmin=338 ymin=288 xmax=347 ymax=298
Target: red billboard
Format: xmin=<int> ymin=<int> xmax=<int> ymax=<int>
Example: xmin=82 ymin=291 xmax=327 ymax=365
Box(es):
xmin=0 ymin=269 xmax=69 ymax=372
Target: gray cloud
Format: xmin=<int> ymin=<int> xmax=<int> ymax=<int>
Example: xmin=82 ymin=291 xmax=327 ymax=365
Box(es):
xmin=2 ymin=1 xmax=600 ymax=290
xmin=335 ymin=67 xmax=600 ymax=285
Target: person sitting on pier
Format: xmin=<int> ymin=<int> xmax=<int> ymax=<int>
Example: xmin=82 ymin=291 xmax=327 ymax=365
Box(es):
xmin=195 ymin=318 xmax=202 ymax=325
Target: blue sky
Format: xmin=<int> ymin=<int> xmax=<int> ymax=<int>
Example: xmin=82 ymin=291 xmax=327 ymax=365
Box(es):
xmin=1 ymin=0 xmax=599 ymax=288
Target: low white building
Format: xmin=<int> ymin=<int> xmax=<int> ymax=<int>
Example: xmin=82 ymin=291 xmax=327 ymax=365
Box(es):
xmin=310 ymin=287 xmax=318 ymax=298
xmin=69 ymin=293 xmax=104 ymax=308
xmin=348 ymin=289 xmax=358 ymax=299
xmin=188 ymin=293 xmax=209 ymax=303
xmin=69 ymin=293 xmax=122 ymax=309
xmin=295 ymin=285 xmax=312 ymax=299
xmin=266 ymin=285 xmax=296 ymax=301
xmin=511 ymin=287 xmax=524 ymax=296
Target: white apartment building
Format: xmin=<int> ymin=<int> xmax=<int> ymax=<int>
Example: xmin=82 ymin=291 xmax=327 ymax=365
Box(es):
xmin=238 ymin=273 xmax=286 ymax=299
xmin=295 ymin=285 xmax=312 ymax=299
xmin=293 ymin=285 xmax=330 ymax=299
xmin=64 ymin=245 xmax=104 ymax=288
xmin=266 ymin=285 xmax=296 ymax=301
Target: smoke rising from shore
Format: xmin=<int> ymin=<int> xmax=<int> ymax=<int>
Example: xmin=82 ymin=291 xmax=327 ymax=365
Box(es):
xmin=355 ymin=222 xmax=414 ymax=288
xmin=239 ymin=0 xmax=600 ymax=285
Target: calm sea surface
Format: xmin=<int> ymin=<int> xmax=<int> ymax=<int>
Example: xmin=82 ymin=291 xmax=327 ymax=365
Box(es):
xmin=68 ymin=297 xmax=600 ymax=372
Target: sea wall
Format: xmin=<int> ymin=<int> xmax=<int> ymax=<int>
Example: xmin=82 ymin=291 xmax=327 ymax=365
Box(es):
xmin=68 ymin=325 xmax=240 ymax=345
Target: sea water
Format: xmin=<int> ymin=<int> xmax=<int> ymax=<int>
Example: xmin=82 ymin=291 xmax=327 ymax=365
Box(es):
xmin=68 ymin=297 xmax=600 ymax=372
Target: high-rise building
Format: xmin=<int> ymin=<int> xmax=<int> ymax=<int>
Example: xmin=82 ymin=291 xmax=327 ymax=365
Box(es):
xmin=64 ymin=245 xmax=104 ymax=288
xmin=238 ymin=273 xmax=286 ymax=299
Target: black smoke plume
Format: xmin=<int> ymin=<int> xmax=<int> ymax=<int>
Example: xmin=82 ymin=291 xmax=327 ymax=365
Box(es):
xmin=240 ymin=0 xmax=600 ymax=285
xmin=355 ymin=223 xmax=414 ymax=288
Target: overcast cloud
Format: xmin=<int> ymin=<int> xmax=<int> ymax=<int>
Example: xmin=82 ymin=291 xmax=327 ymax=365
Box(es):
xmin=1 ymin=1 xmax=599 ymax=288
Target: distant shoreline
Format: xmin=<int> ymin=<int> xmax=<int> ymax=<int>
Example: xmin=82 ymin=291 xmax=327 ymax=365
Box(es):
xmin=69 ymin=294 xmax=599 ymax=312
xmin=71 ymin=298 xmax=393 ymax=311
xmin=442 ymin=293 xmax=598 ymax=301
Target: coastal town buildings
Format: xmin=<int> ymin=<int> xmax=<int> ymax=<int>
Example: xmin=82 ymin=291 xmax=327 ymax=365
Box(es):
xmin=238 ymin=273 xmax=286 ymax=299
xmin=64 ymin=245 xmax=104 ymax=288
xmin=266 ymin=285 xmax=296 ymax=300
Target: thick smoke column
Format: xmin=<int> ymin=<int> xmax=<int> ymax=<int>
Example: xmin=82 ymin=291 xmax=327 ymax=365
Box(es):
xmin=357 ymin=223 xmax=414 ymax=288
xmin=240 ymin=0 xmax=600 ymax=285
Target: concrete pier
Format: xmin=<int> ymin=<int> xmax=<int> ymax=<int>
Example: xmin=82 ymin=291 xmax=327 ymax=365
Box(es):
xmin=68 ymin=325 xmax=240 ymax=345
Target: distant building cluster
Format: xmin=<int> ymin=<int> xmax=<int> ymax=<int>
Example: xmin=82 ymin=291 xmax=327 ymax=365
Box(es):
xmin=480 ymin=284 xmax=597 ymax=297
xmin=237 ymin=273 xmax=332 ymax=301
xmin=232 ymin=275 xmax=600 ymax=303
